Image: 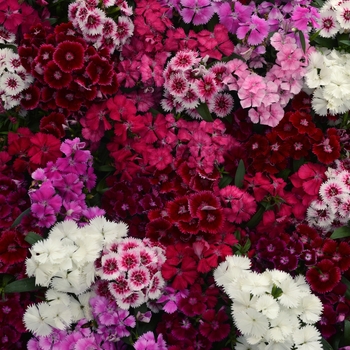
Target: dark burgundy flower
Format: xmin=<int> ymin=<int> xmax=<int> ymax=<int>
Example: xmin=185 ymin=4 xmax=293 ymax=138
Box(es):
xmin=39 ymin=112 xmax=66 ymax=138
xmin=178 ymin=284 xmax=206 ymax=317
xmin=289 ymin=110 xmax=316 ymax=134
xmin=55 ymin=87 xmax=83 ymax=111
xmin=53 ymin=40 xmax=85 ymax=73
xmin=312 ymin=128 xmax=341 ymax=165
xmin=306 ymin=259 xmax=341 ymax=293
xmin=0 ymin=230 xmax=28 ymax=265
xmin=166 ymin=196 xmax=191 ymax=222
xmin=36 ymin=44 xmax=55 ymax=65
xmin=20 ymin=85 xmax=40 ymax=110
xmin=43 ymin=61 xmax=72 ymax=89
xmin=199 ymin=307 xmax=230 ymax=342
xmin=86 ymin=54 xmax=113 ymax=85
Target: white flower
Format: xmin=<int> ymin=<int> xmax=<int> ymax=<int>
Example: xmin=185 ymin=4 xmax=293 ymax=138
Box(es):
xmin=23 ymin=302 xmax=53 ymax=337
xmin=46 ymin=289 xmax=71 ymax=306
xmin=68 ymin=291 xmax=94 ymax=322
xmin=0 ymin=71 xmax=25 ymax=96
xmin=305 ymin=51 xmax=331 ymax=89
xmin=297 ymin=294 xmax=323 ymax=324
xmin=41 ymin=303 xmax=72 ymax=330
xmin=49 ymin=219 xmax=80 ymax=242
xmin=26 ymin=258 xmax=57 ymax=287
xmin=240 ymin=271 xmax=272 ymax=296
xmin=319 ymin=10 xmax=340 ymax=37
xmin=268 ymin=310 xmax=298 ymax=343
xmin=293 ymin=325 xmax=322 ymax=350
xmin=88 ymin=216 xmax=128 ymax=244
xmin=278 ymin=275 xmax=303 ymax=308
xmin=254 ymin=294 xmax=280 ymax=320
xmin=235 ymin=336 xmax=260 ymax=350
xmin=311 ymin=87 xmax=328 ymax=116
xmin=336 ymin=3 xmax=350 ymax=29
xmin=30 ymin=238 xmax=66 ymax=265
xmin=213 ymin=255 xmax=251 ymax=287
xmin=233 ymin=307 xmax=269 ymax=339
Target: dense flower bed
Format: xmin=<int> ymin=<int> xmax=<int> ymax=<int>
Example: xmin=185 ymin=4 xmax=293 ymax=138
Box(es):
xmin=1 ymin=0 xmax=350 ymax=349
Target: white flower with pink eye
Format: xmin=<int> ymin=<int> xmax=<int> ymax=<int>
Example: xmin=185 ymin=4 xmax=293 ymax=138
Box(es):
xmin=128 ymin=266 xmax=151 ymax=291
xmin=208 ymin=93 xmax=234 ymax=118
xmin=81 ymin=8 xmax=105 ymax=36
xmin=117 ymin=249 xmax=141 ymax=271
xmin=319 ymin=10 xmax=340 ymax=37
xmin=147 ymin=271 xmax=166 ymax=300
xmin=101 ymin=252 xmax=120 ymax=280
xmin=115 ymin=16 xmax=134 ymax=46
xmin=319 ymin=179 xmax=348 ymax=201
xmin=0 ymin=71 xmax=25 ymax=96
xmin=169 ymin=50 xmax=200 ymax=71
xmin=335 ymin=2 xmax=350 ymax=29
xmin=119 ymin=291 xmax=145 ymax=309
xmin=109 ymin=273 xmax=131 ymax=299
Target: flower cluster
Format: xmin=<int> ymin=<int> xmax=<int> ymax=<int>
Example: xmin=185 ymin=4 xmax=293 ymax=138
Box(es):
xmin=28 ymin=138 xmax=101 ymax=227
xmin=214 ymin=255 xmax=323 ymax=350
xmin=68 ymin=0 xmax=134 ymax=54
xmin=162 ymin=47 xmax=235 ymax=119
xmin=307 ymin=160 xmax=350 ymax=231
xmin=0 ymin=47 xmax=33 ymax=110
xmin=24 ymin=216 xmax=128 ymax=335
xmin=305 ymin=48 xmax=350 ymax=116
xmin=96 ymin=237 xmax=166 ymax=310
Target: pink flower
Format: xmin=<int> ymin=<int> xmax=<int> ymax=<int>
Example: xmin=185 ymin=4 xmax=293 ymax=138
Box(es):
xmin=134 ymin=331 xmax=167 ymax=350
xmin=238 ymin=74 xmax=266 ymax=108
xmin=208 ymin=93 xmax=234 ymax=118
xmin=236 ymin=15 xmax=269 ymax=45
xmin=180 ymin=0 xmax=214 ymax=25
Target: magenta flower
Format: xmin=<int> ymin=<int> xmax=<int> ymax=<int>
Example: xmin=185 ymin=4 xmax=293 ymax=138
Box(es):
xmin=236 ymin=15 xmax=269 ymax=45
xmin=134 ymin=331 xmax=167 ymax=350
xmin=180 ymin=0 xmax=214 ymax=25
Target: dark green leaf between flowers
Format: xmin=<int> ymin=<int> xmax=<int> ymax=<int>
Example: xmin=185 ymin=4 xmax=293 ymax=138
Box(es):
xmin=298 ymin=30 xmax=306 ymax=53
xmin=339 ymin=320 xmax=350 ymax=347
xmin=234 ymin=159 xmax=245 ymax=189
xmin=25 ymin=232 xmax=43 ymax=245
xmin=98 ymin=165 xmax=115 ymax=172
xmin=246 ymin=206 xmax=265 ymax=229
xmin=4 ymin=277 xmax=40 ymax=293
xmin=338 ymin=40 xmax=350 ymax=47
xmin=11 ymin=207 xmax=31 ymax=228
xmin=330 ymin=226 xmax=350 ymax=239
xmin=341 ymin=277 xmax=350 ymax=300
xmin=196 ymin=103 xmax=213 ymax=122
xmin=219 ymin=174 xmax=233 ymax=188
xmin=321 ymin=337 xmax=334 ymax=350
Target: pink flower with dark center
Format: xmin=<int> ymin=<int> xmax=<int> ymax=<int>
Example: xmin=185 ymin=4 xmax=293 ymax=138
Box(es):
xmin=196 ymin=73 xmax=218 ymax=102
xmin=168 ymin=72 xmax=189 ymax=98
xmin=109 ymin=273 xmax=131 ymax=298
xmin=170 ymin=50 xmax=199 ymax=71
xmin=115 ymin=16 xmax=134 ymax=45
xmin=81 ymin=8 xmax=104 ymax=35
xmin=319 ymin=179 xmax=347 ymax=202
xmin=102 ymin=252 xmax=121 ymax=280
xmin=53 ymin=41 xmax=85 ymax=73
xmin=208 ymin=93 xmax=234 ymax=118
xmin=128 ymin=266 xmax=150 ymax=291
xmin=117 ymin=250 xmax=141 ymax=271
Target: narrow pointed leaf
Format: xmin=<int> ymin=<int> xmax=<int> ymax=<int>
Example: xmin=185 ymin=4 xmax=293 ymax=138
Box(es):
xmin=196 ymin=103 xmax=213 ymax=122
xmin=11 ymin=208 xmax=31 ymax=228
xmin=4 ymin=277 xmax=40 ymax=293
xmin=25 ymin=232 xmax=43 ymax=245
xmin=299 ymin=30 xmax=306 ymax=53
xmin=234 ymin=160 xmax=245 ymax=189
xmin=219 ymin=174 xmax=233 ymax=188
xmin=330 ymin=226 xmax=350 ymax=239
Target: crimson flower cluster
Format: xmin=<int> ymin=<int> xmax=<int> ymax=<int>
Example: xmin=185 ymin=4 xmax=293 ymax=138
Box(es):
xmin=18 ymin=22 xmax=119 ymax=114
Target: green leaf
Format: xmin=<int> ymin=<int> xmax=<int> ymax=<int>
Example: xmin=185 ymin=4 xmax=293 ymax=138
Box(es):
xmin=330 ymin=226 xmax=350 ymax=239
xmin=219 ymin=174 xmax=233 ymax=189
xmin=234 ymin=160 xmax=245 ymax=189
xmin=314 ymin=36 xmax=337 ymax=49
xmin=341 ymin=277 xmax=350 ymax=300
xmin=24 ymin=232 xmax=43 ymax=245
xmin=98 ymin=165 xmax=115 ymax=172
xmin=321 ymin=337 xmax=333 ymax=350
xmin=196 ymin=103 xmax=213 ymax=122
xmin=277 ymin=168 xmax=290 ymax=181
xmin=11 ymin=208 xmax=31 ymax=228
xmin=4 ymin=277 xmax=40 ymax=293
xmin=298 ymin=30 xmax=306 ymax=53
xmin=293 ymin=157 xmax=305 ymax=173
xmin=246 ymin=206 xmax=265 ymax=229
xmin=338 ymin=39 xmax=350 ymax=47
xmin=340 ymin=320 xmax=350 ymax=347
xmin=309 ymin=29 xmax=321 ymax=42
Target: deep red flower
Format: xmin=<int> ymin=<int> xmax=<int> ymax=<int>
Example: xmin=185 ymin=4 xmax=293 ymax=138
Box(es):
xmin=306 ymin=259 xmax=341 ymax=293
xmin=246 ymin=134 xmax=269 ymax=158
xmin=313 ymin=128 xmax=341 ymax=165
xmin=199 ymin=308 xmax=230 ymax=342
xmin=55 ymin=87 xmax=83 ymax=111
xmin=178 ymin=283 xmax=206 ymax=317
xmin=43 ymin=61 xmax=72 ymax=89
xmin=166 ymin=196 xmax=191 ymax=223
xmin=289 ymin=110 xmax=316 ymax=134
xmin=39 ymin=112 xmax=66 ymax=138
xmin=322 ymin=240 xmax=350 ymax=272
xmin=85 ymin=54 xmax=113 ymax=85
xmin=0 ymin=229 xmax=28 ymax=265
xmin=274 ymin=112 xmax=298 ymax=140
xmin=20 ymin=85 xmax=40 ymax=110
xmin=53 ymin=40 xmax=85 ymax=73
xmin=28 ymin=132 xmax=61 ymax=166
xmin=36 ymin=44 xmax=55 ymax=65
